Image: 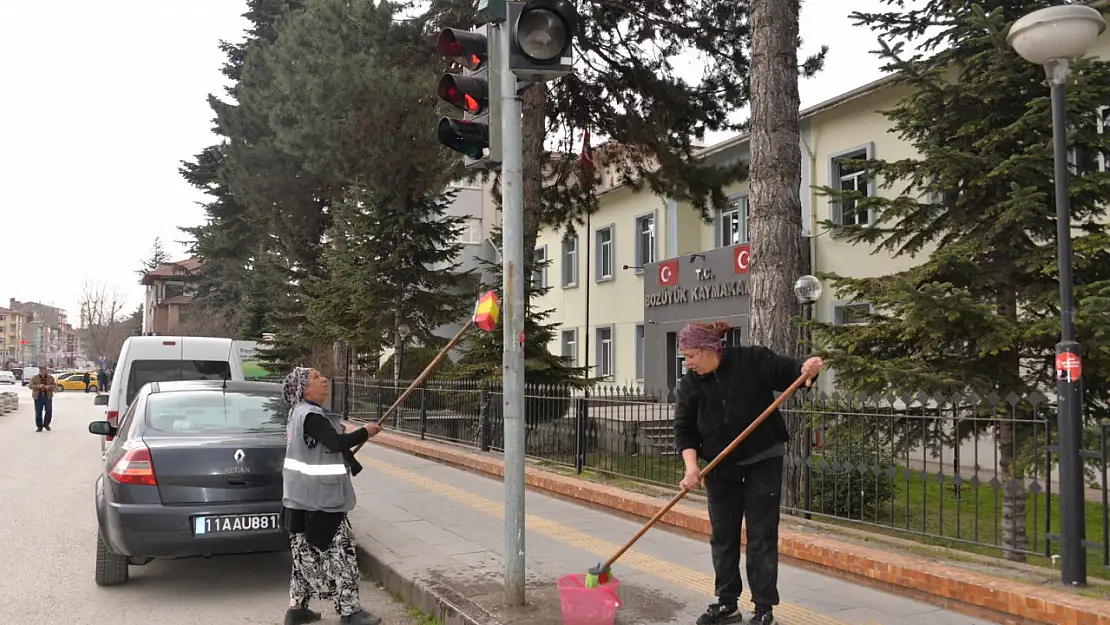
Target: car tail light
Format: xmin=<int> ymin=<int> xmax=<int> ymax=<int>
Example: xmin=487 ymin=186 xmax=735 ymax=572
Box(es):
xmin=105 ymin=410 xmax=118 ymax=442
xmin=109 ymin=447 xmax=157 ymax=486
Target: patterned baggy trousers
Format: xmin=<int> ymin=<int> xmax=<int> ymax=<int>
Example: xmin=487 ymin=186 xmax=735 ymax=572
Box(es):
xmin=288 ymin=517 xmax=362 ymax=616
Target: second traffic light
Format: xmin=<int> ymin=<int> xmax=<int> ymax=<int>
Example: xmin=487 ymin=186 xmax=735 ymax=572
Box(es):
xmin=435 ymin=25 xmax=502 ymax=169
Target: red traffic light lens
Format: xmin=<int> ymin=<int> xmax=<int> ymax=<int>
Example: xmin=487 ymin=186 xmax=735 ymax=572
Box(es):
xmin=436 ymin=28 xmax=485 ymax=71
xmin=437 ymin=74 xmax=486 ymax=114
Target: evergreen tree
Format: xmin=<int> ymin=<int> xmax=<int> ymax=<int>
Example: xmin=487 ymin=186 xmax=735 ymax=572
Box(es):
xmin=253 ymin=0 xmax=471 ymax=369
xmin=179 ymin=0 xmax=310 ymax=343
xmin=813 ymin=1 xmax=1110 ymax=561
xmin=137 ymin=237 xmax=171 ymax=275
xmin=311 ymin=185 xmax=473 ymax=365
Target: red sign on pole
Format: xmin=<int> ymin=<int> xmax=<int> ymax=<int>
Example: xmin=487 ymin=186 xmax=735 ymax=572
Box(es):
xmin=1056 ymin=351 xmax=1082 ymax=382
xmin=733 ymin=244 xmax=751 ymax=274
xmin=19 ymin=340 xmax=28 ymax=345
xmin=657 ymin=259 xmax=679 ymax=286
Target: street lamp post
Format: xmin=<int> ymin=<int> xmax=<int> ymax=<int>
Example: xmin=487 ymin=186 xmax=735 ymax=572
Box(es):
xmin=793 ymin=274 xmax=822 ymax=520
xmin=1008 ymin=4 xmax=1106 ymax=587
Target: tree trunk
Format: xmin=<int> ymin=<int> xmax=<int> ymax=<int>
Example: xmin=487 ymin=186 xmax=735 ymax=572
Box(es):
xmin=521 ymin=83 xmax=546 ymax=261
xmin=748 ymin=0 xmax=807 ymax=511
xmin=997 ymin=285 xmax=1028 ymax=562
xmin=392 ymin=298 xmax=403 ymax=382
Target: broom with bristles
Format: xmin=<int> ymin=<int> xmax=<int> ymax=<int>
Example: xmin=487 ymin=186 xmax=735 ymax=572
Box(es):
xmin=583 ymin=372 xmax=812 ymax=588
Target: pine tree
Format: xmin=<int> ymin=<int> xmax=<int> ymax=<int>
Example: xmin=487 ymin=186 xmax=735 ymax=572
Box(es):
xmin=137 ymin=237 xmax=171 ymax=276
xmin=813 ymin=1 xmax=1110 ymax=561
xmin=311 ymin=185 xmax=474 ymax=366
xmin=250 ymin=0 xmax=471 ymax=369
xmin=179 ymin=0 xmax=310 ymax=341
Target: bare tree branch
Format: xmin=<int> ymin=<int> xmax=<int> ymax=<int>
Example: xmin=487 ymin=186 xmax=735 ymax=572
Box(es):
xmin=79 ymin=280 xmax=128 ymax=361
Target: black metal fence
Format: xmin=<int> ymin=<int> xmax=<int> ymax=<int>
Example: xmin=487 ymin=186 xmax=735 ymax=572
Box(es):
xmin=331 ymin=375 xmax=1109 ymax=574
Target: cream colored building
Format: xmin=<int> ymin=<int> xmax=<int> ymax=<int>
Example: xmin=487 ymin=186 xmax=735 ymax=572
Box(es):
xmin=525 ymin=29 xmax=1110 ymax=390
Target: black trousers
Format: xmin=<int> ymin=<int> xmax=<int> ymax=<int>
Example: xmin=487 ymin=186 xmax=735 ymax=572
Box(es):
xmin=705 ymin=455 xmax=783 ymax=607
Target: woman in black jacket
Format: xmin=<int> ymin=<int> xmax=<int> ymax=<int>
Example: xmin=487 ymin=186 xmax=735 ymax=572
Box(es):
xmin=673 ymin=322 xmax=822 ymax=625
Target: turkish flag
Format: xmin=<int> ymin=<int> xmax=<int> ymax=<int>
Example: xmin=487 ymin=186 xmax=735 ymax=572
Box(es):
xmin=658 ymin=259 xmax=679 ymax=286
xmin=734 ymin=244 xmax=751 ymax=274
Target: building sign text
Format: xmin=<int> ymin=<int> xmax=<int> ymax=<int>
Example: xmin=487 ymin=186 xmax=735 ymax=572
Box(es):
xmin=645 ymin=280 xmax=749 ymax=308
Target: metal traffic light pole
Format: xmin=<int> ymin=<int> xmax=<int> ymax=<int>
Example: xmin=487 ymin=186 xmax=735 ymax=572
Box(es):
xmin=495 ymin=17 xmax=528 ymax=607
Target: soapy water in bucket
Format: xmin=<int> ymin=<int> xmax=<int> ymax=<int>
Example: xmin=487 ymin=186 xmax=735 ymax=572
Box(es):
xmin=557 ymin=574 xmax=622 ymax=625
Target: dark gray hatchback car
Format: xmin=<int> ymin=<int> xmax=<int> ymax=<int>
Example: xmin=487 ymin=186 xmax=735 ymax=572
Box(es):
xmin=89 ymin=380 xmax=291 ymax=586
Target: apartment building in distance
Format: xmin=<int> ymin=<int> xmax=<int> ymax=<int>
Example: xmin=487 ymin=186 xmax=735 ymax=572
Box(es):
xmin=6 ymin=298 xmax=74 ymax=368
xmin=524 ymin=28 xmax=1110 ymax=393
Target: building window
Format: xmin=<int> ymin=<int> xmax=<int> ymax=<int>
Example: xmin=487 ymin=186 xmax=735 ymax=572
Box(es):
xmin=720 ymin=196 xmax=749 ymax=247
xmin=458 ymin=217 xmax=482 ymax=245
xmin=561 ymin=329 xmax=577 ymax=366
xmin=834 ymin=303 xmax=872 ymax=326
xmin=596 ymin=326 xmax=614 ymax=378
xmin=532 ymin=246 xmax=548 ymax=288
xmin=726 ymin=327 xmax=743 ymax=347
xmin=562 ymin=234 xmax=578 ymax=287
xmin=829 ymin=144 xmax=874 ymax=228
xmin=1071 ymin=105 xmax=1109 ymax=175
xmin=596 ymin=226 xmax=614 ymax=281
xmin=634 ymin=213 xmax=656 ymax=269
xmin=635 ymin=324 xmax=645 ymax=381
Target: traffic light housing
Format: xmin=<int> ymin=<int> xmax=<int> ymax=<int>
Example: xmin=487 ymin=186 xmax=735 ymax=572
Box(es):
xmin=435 ymin=25 xmax=502 ymax=169
xmin=508 ymin=0 xmax=577 ymax=81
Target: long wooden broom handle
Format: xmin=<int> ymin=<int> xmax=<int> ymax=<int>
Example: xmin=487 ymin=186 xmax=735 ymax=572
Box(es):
xmin=602 ymin=372 xmax=811 ymax=570
xmin=348 ymin=320 xmax=474 ymax=454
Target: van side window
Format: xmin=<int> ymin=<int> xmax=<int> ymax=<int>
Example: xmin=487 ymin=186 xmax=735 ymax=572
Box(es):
xmin=126 ymin=360 xmax=233 ymax=406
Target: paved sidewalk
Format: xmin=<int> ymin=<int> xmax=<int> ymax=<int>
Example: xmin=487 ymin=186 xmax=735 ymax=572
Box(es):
xmin=350 ymin=445 xmax=993 ymax=625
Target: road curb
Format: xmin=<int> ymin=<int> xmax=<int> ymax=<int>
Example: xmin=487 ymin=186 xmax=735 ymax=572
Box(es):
xmin=371 ymin=431 xmax=1110 ymax=625
xmin=354 ymin=542 xmax=500 ymax=625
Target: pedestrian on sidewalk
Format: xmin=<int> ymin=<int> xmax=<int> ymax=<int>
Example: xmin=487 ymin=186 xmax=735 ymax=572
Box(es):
xmin=97 ymin=366 xmax=108 ymax=393
xmin=279 ymin=367 xmax=384 ymax=625
xmin=673 ymin=322 xmax=823 ymax=625
xmin=83 ymin=371 xmax=91 ymax=393
xmin=29 ymin=365 xmax=57 ymax=432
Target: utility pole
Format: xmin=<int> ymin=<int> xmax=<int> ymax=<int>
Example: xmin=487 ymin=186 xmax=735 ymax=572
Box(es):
xmin=497 ymin=16 xmax=527 ymax=606
xmin=436 ymin=0 xmax=578 ymax=605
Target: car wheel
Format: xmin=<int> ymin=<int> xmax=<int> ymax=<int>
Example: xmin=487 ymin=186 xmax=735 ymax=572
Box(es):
xmin=56 ymin=385 xmax=64 ymax=393
xmin=95 ymin=531 xmax=130 ymax=586
xmin=90 ymin=385 xmax=98 ymax=393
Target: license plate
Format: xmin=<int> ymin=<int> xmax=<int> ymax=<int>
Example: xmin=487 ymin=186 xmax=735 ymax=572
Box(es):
xmin=193 ymin=513 xmax=280 ymax=536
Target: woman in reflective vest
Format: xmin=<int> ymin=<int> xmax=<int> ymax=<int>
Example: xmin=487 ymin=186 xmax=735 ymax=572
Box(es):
xmin=280 ymin=367 xmax=382 ymax=625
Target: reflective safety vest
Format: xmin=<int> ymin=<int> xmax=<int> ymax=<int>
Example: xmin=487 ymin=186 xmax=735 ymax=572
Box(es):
xmin=282 ymin=401 xmax=357 ymax=513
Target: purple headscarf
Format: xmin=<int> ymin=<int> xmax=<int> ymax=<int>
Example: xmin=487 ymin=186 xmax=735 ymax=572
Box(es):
xmin=678 ymin=323 xmax=725 ymax=354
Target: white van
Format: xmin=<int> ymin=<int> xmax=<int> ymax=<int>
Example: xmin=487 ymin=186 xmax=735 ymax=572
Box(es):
xmin=94 ymin=336 xmax=246 ymax=452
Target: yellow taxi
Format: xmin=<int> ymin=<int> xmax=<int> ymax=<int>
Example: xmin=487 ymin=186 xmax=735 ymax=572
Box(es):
xmin=56 ymin=371 xmax=100 ymax=392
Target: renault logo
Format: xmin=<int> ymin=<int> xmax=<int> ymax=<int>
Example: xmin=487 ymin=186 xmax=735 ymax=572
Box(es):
xmin=233 ymin=449 xmax=245 ymax=464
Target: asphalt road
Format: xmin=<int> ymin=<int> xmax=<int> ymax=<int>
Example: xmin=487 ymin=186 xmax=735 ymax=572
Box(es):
xmin=0 ymin=383 xmax=422 ymax=625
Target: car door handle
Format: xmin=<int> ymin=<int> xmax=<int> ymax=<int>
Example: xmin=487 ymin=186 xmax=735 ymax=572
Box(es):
xmin=227 ymin=478 xmax=250 ymax=487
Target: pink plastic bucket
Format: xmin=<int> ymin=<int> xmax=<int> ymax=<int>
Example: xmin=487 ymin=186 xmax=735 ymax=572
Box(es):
xmin=557 ymin=574 xmax=622 ymax=625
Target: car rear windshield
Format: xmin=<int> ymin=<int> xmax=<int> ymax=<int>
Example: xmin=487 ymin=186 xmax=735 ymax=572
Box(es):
xmin=126 ymin=360 xmax=232 ymax=406
xmin=145 ymin=390 xmax=289 ymax=434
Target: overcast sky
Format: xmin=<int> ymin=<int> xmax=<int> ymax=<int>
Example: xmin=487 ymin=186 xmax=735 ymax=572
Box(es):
xmin=0 ymin=0 xmax=890 ymax=323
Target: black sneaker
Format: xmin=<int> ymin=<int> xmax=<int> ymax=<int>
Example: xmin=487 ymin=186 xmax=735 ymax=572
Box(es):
xmin=284 ymin=606 xmax=321 ymax=625
xmin=35 ymin=427 xmax=42 ymax=432
xmin=339 ymin=610 xmax=381 ymax=625
xmin=749 ymin=608 xmax=776 ymax=625
xmin=696 ymin=601 xmax=741 ymax=625
xmin=44 ymin=425 xmax=51 ymax=431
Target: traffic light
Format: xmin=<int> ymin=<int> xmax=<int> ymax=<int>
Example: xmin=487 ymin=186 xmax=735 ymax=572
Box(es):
xmin=435 ymin=25 xmax=502 ymax=169
xmin=508 ymin=0 xmax=577 ymax=81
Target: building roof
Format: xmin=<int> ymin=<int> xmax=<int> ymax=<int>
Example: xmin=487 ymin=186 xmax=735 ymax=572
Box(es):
xmin=141 ymin=256 xmax=202 ymax=285
xmin=694 ymin=74 xmax=900 ymax=161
